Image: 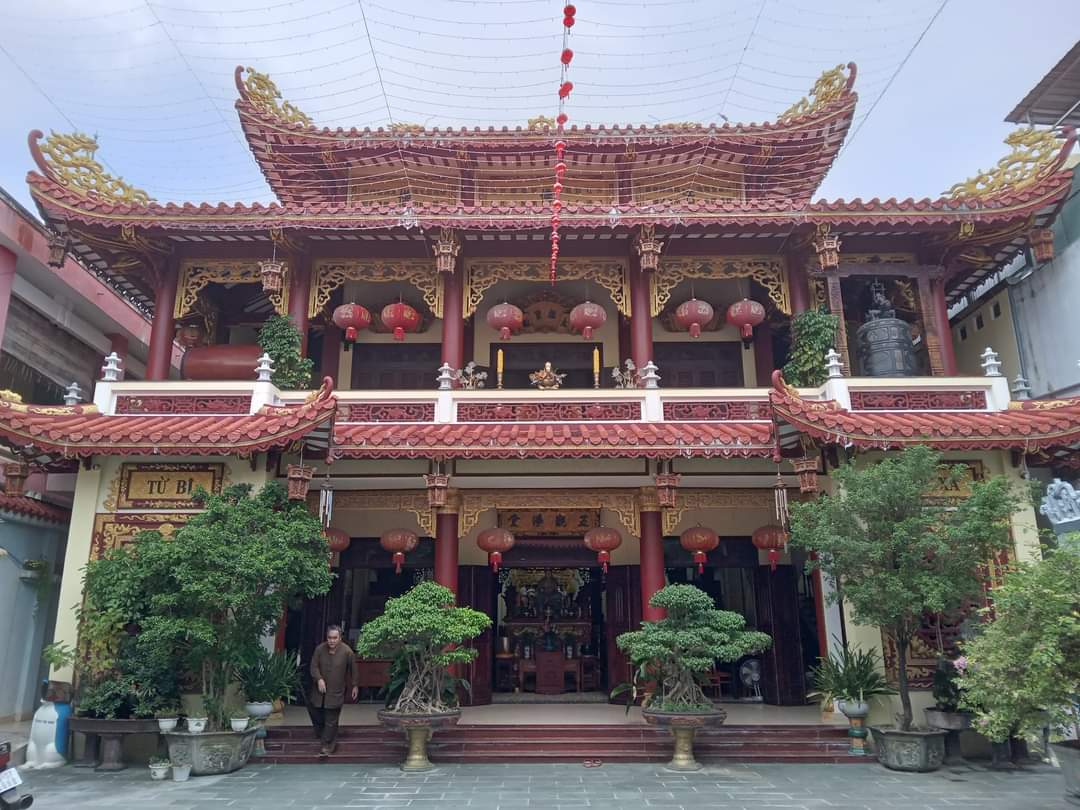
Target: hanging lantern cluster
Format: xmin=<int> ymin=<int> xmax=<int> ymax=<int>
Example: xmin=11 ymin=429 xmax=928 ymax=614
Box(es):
xmin=679 ymin=526 xmax=719 ymax=575
xmin=259 ymin=238 xmax=285 ymax=293
xmin=752 ymin=524 xmax=789 ymax=572
xmin=486 ymin=302 xmax=525 ymax=340
xmin=332 ymin=303 xmax=371 ymax=345
xmin=726 ymin=298 xmax=765 ymax=348
xmin=381 ymin=302 xmax=420 ymax=341
xmin=569 ymin=300 xmax=606 ymax=339
xmin=380 ymin=528 xmax=418 ymax=574
xmin=477 ymin=527 xmax=515 ymax=572
xmin=286 ymin=463 xmax=314 ymax=501
xmin=675 ymin=298 xmax=715 ymax=339
xmin=791 ymin=456 xmax=819 ymax=493
xmin=549 ymin=4 xmax=576 ymax=284
xmin=583 ymin=526 xmax=621 ymax=573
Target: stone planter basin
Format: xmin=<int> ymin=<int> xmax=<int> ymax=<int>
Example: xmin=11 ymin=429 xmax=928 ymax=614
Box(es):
xmin=642 ymin=707 xmax=726 ymax=771
xmin=377 ymin=710 xmax=461 ymax=772
xmin=923 ymin=708 xmax=973 ymax=731
xmin=1053 ymin=741 xmax=1080 ymax=802
xmin=164 ymin=728 xmax=258 ymax=776
xmin=69 ymin=717 xmax=160 ymax=771
xmin=869 ymin=726 xmax=946 ymax=772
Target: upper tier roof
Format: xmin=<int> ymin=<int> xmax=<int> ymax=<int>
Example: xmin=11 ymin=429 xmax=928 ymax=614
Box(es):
xmin=233 ymin=63 xmax=859 ymax=209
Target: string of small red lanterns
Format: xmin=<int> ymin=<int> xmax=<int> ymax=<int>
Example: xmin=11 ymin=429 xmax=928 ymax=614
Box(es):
xmin=550 ymin=4 xmax=576 ymax=285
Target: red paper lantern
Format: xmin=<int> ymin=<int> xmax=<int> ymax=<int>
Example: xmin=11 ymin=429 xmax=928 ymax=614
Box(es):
xmin=752 ymin=524 xmax=789 ymax=572
xmin=569 ymin=301 xmax=607 ymax=340
xmin=563 ymin=15 xmax=575 ymax=26
xmin=563 ymin=4 xmax=576 ymax=15
xmin=332 ymin=303 xmax=371 ymax=342
xmin=726 ymin=298 xmax=765 ymax=347
xmin=381 ymin=302 xmax=420 ymax=341
xmin=561 ymin=48 xmax=574 ymax=65
xmin=380 ymin=528 xmax=418 ymax=574
xmin=680 ymin=526 xmax=720 ymax=574
xmin=477 ymin=527 xmax=515 ymax=572
xmin=486 ymin=302 xmax=524 ymax=341
xmin=559 ymin=82 xmax=573 ymax=99
xmin=557 ymin=113 xmax=568 ymax=126
xmin=324 ymin=527 xmax=351 ymax=554
xmin=584 ymin=527 xmax=622 ymax=573
xmin=674 ymin=298 xmax=715 ymax=339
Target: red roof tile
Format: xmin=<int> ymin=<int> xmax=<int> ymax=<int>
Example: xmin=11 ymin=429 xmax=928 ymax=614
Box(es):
xmin=0 ymin=493 xmax=70 ymax=524
xmin=332 ymin=420 xmax=774 ymax=460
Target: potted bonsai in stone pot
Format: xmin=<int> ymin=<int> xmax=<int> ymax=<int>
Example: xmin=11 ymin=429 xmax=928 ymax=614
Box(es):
xmin=924 ymin=657 xmax=974 ymax=765
xmin=789 ymin=446 xmax=1019 ymax=772
xmin=614 ymin=584 xmax=771 ymax=771
xmin=357 ymin=582 xmax=491 ymax=772
xmin=959 ymin=536 xmax=1080 ymax=801
xmin=809 ymin=643 xmax=895 ymax=756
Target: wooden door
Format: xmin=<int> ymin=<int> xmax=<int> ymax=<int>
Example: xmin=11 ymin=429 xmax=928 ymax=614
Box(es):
xmin=604 ymin=565 xmax=642 ymax=696
xmin=458 ymin=566 xmax=496 ymax=706
xmin=754 ymin=565 xmax=806 ymax=705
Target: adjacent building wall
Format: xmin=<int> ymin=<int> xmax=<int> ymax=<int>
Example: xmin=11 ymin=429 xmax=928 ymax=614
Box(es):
xmin=951 ymin=289 xmax=1021 ymax=382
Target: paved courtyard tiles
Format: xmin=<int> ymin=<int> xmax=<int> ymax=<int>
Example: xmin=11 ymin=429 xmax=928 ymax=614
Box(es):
xmin=16 ymin=762 xmax=1072 ymax=810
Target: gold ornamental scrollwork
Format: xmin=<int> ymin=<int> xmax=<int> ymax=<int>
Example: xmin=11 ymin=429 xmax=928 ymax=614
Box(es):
xmin=661 ymin=488 xmax=778 ymax=535
xmin=175 ymin=261 xmax=289 ymax=319
xmin=947 ymin=127 xmax=1069 ymax=199
xmin=464 ymin=260 xmax=627 ymax=319
xmin=309 ymin=260 xmax=443 ymax=319
xmin=458 ymin=489 xmax=640 ymax=538
xmin=241 ymin=67 xmax=312 ymax=127
xmin=322 ymin=490 xmax=435 ymax=536
xmin=35 ymin=131 xmax=153 ymax=204
xmin=652 ymin=257 xmax=790 ymax=316
xmin=778 ymin=63 xmax=853 ymax=124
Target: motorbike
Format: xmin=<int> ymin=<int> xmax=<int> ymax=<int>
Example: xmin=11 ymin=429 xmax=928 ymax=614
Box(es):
xmin=0 ymin=741 xmax=33 ymax=809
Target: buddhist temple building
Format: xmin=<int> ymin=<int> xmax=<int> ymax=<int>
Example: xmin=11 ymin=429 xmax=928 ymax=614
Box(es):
xmin=10 ymin=62 xmax=1080 ymax=735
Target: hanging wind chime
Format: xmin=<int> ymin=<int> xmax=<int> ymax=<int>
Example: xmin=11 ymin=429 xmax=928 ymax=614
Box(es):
xmin=550 ymin=4 xmax=576 ymax=285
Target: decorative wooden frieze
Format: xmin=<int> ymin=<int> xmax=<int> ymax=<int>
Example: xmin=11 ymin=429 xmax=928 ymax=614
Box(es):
xmin=456 ymin=401 xmax=641 ymax=422
xmin=341 ymin=402 xmax=436 ymax=423
xmin=661 ymin=488 xmax=777 ymax=535
xmin=662 ymin=400 xmax=771 ymax=421
xmin=91 ymin=512 xmax=194 ymax=560
xmin=849 ymin=390 xmax=987 ymax=411
xmin=115 ymin=396 xmax=251 ymax=415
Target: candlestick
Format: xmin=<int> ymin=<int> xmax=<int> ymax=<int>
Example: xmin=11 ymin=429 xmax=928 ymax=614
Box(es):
xmin=592 ymin=347 xmax=600 ymax=389
xmin=497 ymin=348 xmax=504 ymax=390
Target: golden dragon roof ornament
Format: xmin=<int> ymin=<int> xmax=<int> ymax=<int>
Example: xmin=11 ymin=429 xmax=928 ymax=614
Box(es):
xmin=946 ymin=127 xmax=1074 ymax=199
xmin=777 ymin=63 xmax=856 ymax=124
xmin=237 ymin=66 xmax=312 ymax=127
xmin=29 ymin=130 xmax=152 ymax=205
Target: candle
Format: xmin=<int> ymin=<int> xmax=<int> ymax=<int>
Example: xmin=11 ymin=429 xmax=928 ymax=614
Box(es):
xmin=497 ymin=348 xmax=504 ymax=374
xmin=592 ymin=347 xmax=600 ymax=375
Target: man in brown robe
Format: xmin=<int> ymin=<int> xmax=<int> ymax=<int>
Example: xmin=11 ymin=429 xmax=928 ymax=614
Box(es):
xmin=308 ymin=624 xmax=358 ymax=755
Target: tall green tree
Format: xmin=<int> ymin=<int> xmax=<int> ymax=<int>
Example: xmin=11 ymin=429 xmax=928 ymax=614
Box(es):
xmin=958 ymin=537 xmax=1080 ymax=741
xmin=788 ymin=445 xmax=1019 ymax=731
xmin=81 ymin=482 xmax=332 ymax=728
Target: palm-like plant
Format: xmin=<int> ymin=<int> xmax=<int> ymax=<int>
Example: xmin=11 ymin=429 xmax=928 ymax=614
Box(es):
xmin=809 ymin=642 xmax=895 ymax=705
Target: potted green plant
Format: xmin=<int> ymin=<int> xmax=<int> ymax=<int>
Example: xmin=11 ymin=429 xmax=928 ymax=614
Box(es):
xmin=959 ymin=536 xmax=1080 ymax=801
xmin=237 ymin=648 xmax=299 ymax=721
xmin=156 ymin=705 xmax=181 ymax=733
xmin=614 ymin=584 xmax=771 ymax=771
xmin=809 ymin=643 xmax=895 ymax=756
xmin=230 ymin=715 xmax=250 ymax=733
xmin=782 ymin=307 xmax=839 ymax=387
xmin=357 ymin=581 xmax=491 ymax=772
xmin=789 ymin=445 xmax=1019 ymax=772
xmin=924 ymin=656 xmax=973 ymax=765
xmin=257 ymin=314 xmax=314 ymax=390
xmin=148 ymin=757 xmax=170 ymax=781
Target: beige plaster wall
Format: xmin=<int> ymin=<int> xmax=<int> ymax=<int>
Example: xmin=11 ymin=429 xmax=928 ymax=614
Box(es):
xmin=951 ymin=290 xmax=1021 ymax=381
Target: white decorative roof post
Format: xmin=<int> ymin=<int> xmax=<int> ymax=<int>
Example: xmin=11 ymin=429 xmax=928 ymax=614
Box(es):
xmin=101 ymin=352 xmax=123 ymax=382
xmin=825 ymin=348 xmax=844 ymax=379
xmin=250 ymin=353 xmax=278 ymax=413
xmin=822 ymin=347 xmax=851 ymax=410
xmin=63 ymin=382 xmax=83 ymax=406
xmin=255 ymin=353 xmax=275 ymax=382
xmin=1010 ymin=375 xmax=1032 ymax=401
xmin=436 ymin=363 xmax=454 ymax=391
xmin=640 ymin=361 xmax=661 ymax=390
xmin=640 ymin=361 xmax=662 ymax=421
xmin=980 ymin=347 xmax=1002 ymax=377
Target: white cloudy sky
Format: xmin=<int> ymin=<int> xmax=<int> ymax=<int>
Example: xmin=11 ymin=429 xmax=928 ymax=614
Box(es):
xmin=0 ymin=0 xmax=1076 ymax=215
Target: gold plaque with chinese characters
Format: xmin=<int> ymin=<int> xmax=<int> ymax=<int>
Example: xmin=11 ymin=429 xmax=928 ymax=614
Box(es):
xmin=497 ymin=509 xmax=600 ymax=537
xmin=115 ymin=463 xmax=226 ymax=509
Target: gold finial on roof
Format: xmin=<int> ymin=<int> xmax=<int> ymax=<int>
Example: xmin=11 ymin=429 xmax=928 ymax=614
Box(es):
xmin=946 ymin=127 xmax=1070 ymax=199
xmin=35 ymin=132 xmax=152 ymax=204
xmin=390 ymin=122 xmax=424 ymax=136
xmin=778 ymin=63 xmax=853 ymax=124
xmin=0 ymin=390 xmax=24 ymax=403
xmin=241 ymin=67 xmax=312 ymax=127
xmin=528 ymin=115 xmax=556 ymax=131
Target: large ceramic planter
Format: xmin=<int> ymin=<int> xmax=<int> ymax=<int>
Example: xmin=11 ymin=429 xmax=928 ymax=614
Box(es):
xmin=869 ymin=726 xmax=946 ymax=772
xmin=924 ymin=708 xmax=972 ymax=766
xmin=839 ymin=701 xmax=870 ymax=756
xmin=377 ymin=710 xmax=461 ymax=772
xmin=69 ymin=717 xmax=160 ymax=771
xmin=641 ymin=707 xmax=727 ymax=771
xmin=164 ymin=728 xmax=258 ymax=776
xmin=1052 ymin=741 xmax=1080 ymax=802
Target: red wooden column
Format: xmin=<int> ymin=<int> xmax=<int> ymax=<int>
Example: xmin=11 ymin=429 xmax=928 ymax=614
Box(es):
xmin=638 ymin=492 xmax=667 ymax=622
xmin=435 ymin=502 xmax=460 ymax=599
xmin=0 ymin=245 xmax=17 ymax=352
xmin=786 ymin=255 xmax=810 ymax=315
xmin=320 ymin=322 xmax=342 ymax=387
xmin=441 ymin=267 xmax=465 ymax=370
xmin=932 ymin=278 xmax=958 ymax=376
xmin=753 ymin=321 xmax=774 ymax=386
xmin=628 ymin=268 xmax=654 ymax=369
xmin=287 ymin=255 xmax=312 ymax=356
xmin=146 ymin=258 xmax=179 ymax=381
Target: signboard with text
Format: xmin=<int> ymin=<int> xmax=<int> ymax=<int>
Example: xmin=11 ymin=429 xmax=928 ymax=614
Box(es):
xmin=115 ymin=462 xmax=225 ymax=509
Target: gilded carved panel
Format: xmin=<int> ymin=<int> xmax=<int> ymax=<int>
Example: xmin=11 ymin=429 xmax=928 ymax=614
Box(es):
xmin=309 ymin=260 xmax=442 ymax=319
xmin=464 ymin=260 xmax=627 ymax=318
xmin=653 ymin=257 xmax=790 ymax=316
xmin=175 ymin=261 xmax=288 ymax=319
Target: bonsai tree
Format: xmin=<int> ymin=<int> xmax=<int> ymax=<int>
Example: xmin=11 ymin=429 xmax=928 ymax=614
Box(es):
xmin=958 ymin=536 xmax=1080 ymax=743
xmin=782 ymin=307 xmax=839 ymax=387
xmin=615 ymin=584 xmax=771 ymax=712
xmin=80 ymin=482 xmax=331 ymax=729
xmin=357 ymin=582 xmax=491 ymax=714
xmin=788 ymin=445 xmax=1019 ymax=731
xmin=258 ymin=314 xmax=314 ymax=390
